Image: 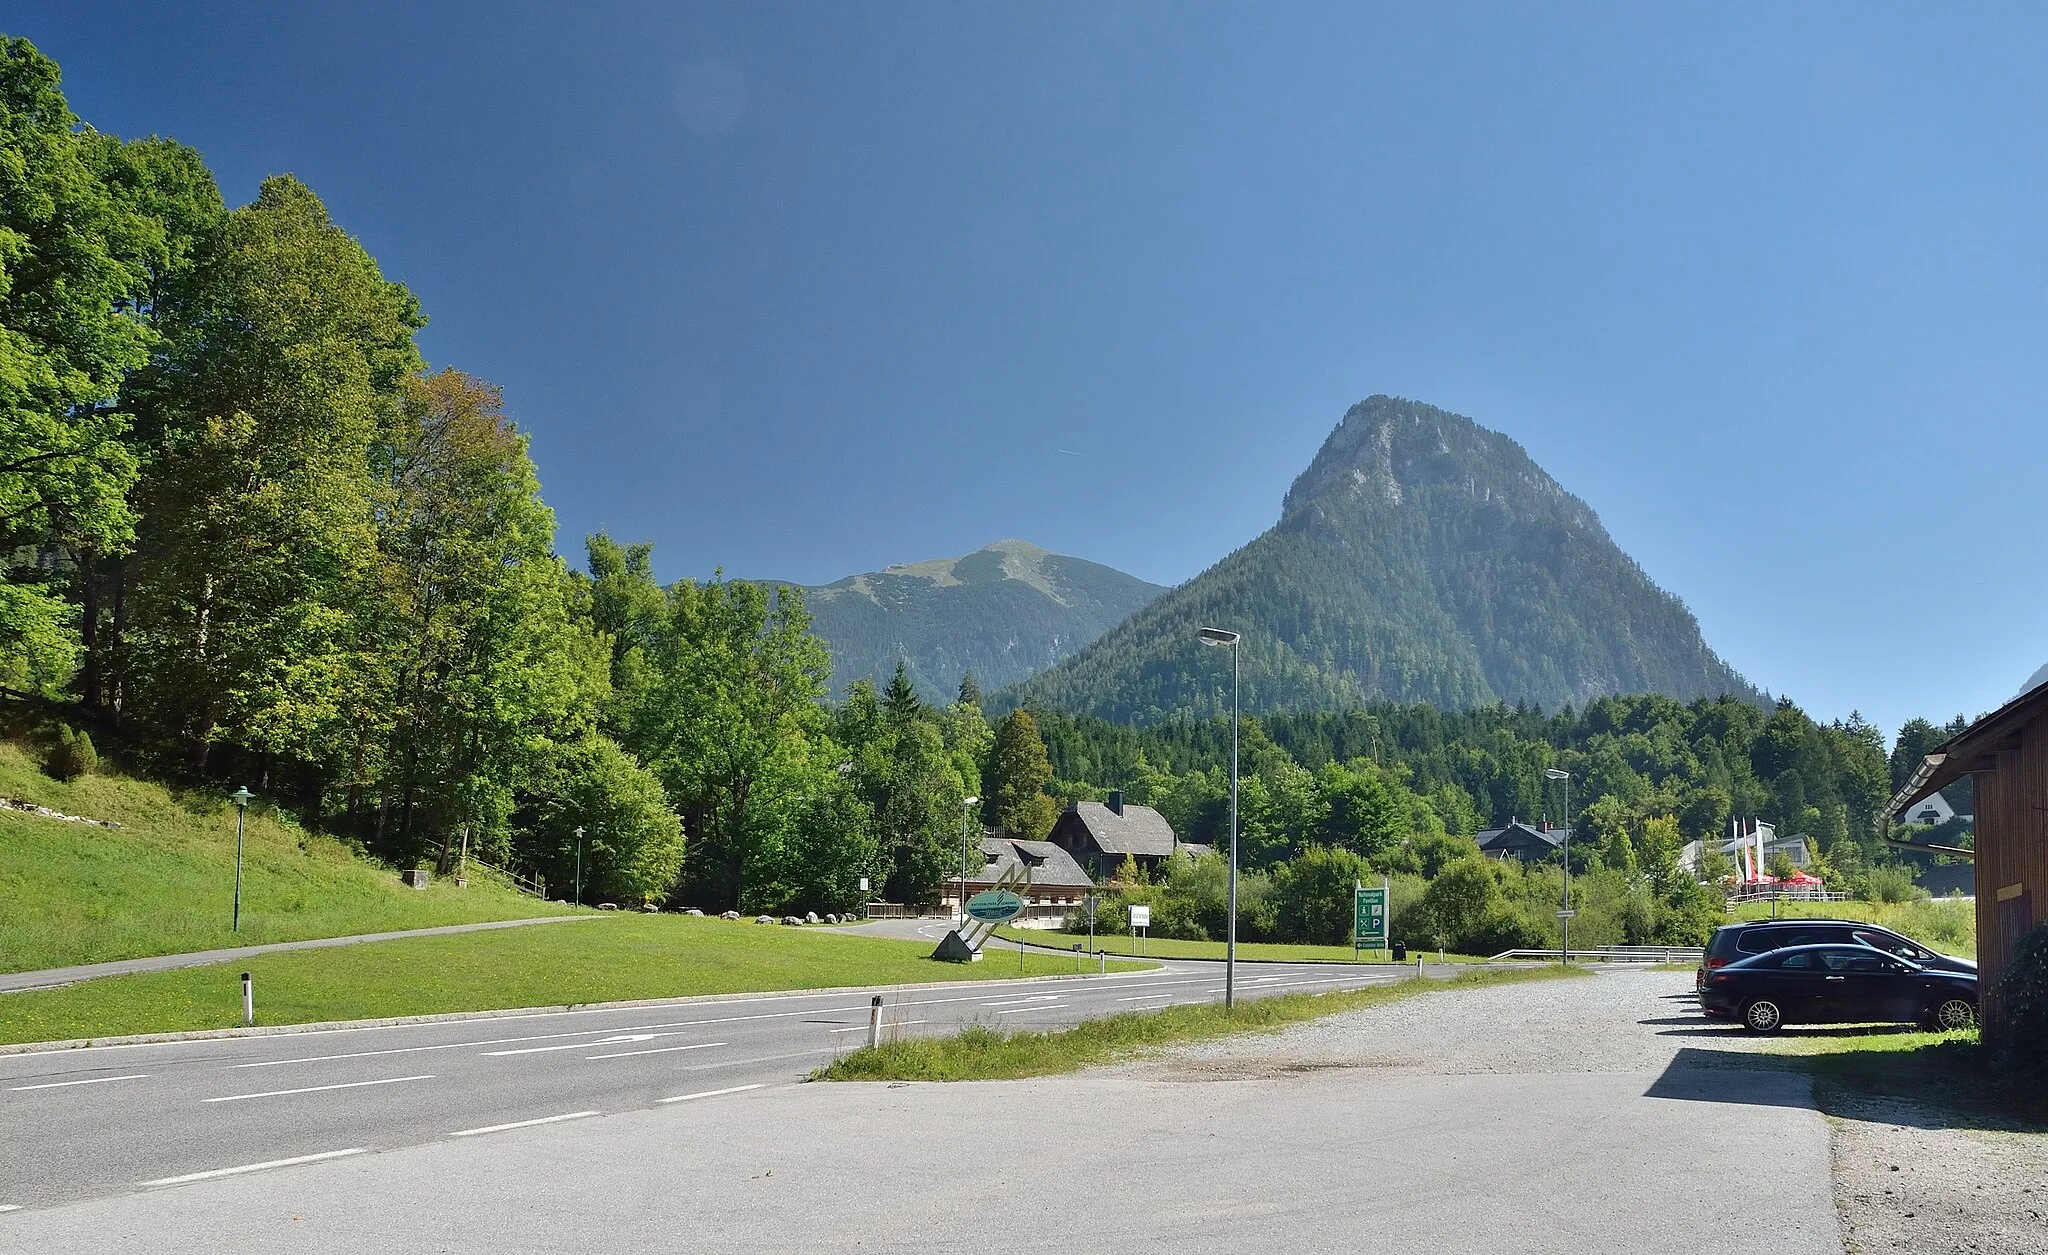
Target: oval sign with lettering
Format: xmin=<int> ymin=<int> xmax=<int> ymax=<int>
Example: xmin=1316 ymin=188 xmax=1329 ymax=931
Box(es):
xmin=965 ymin=889 xmax=1026 ymax=923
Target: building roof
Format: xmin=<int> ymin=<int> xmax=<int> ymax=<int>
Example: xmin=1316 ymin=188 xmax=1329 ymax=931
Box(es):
xmin=1065 ymin=801 xmax=1178 ymax=857
xmin=978 ymin=836 xmax=1095 ymax=889
xmin=1178 ymin=842 xmax=1215 ymax=860
xmin=1892 ymin=678 xmax=2048 ymax=817
xmin=1475 ymin=820 xmax=1566 ymax=852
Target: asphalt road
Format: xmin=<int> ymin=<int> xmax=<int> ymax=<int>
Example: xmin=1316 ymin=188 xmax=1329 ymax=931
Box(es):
xmin=0 ymin=968 xmax=1837 ymax=1255
xmin=0 ymin=951 xmax=1425 ymax=1214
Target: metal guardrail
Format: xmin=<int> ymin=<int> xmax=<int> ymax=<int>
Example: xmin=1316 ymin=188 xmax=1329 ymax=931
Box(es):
xmin=1487 ymin=946 xmax=1705 ymax=963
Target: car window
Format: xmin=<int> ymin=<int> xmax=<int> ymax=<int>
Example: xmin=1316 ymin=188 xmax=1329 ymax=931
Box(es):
xmin=1738 ymin=929 xmax=1793 ymax=954
xmin=1838 ymin=953 xmax=1889 ymax=973
xmin=1853 ymin=930 xmax=1929 ymax=961
xmin=1776 ymin=952 xmax=1817 ymax=969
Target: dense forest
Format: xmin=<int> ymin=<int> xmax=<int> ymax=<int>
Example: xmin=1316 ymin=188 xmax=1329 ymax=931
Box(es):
xmin=0 ymin=37 xmax=1967 ymax=950
xmin=1006 ymin=396 xmax=1757 ymax=721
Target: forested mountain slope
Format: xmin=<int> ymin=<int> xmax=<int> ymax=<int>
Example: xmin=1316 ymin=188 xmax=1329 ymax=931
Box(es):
xmin=1008 ymin=396 xmax=1756 ymax=721
xmin=796 ymin=540 xmax=1164 ymax=701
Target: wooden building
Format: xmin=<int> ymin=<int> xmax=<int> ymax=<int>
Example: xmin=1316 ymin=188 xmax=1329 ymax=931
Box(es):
xmin=1046 ymin=792 xmax=1195 ymax=878
xmin=1891 ymin=681 xmax=2048 ymax=1039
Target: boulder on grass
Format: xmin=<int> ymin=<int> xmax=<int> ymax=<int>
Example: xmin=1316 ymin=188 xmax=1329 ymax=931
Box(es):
xmin=805 ymin=911 xmax=821 ymax=925
xmin=685 ymin=908 xmax=704 ymax=916
xmin=755 ymin=915 xmax=776 ymax=925
xmin=781 ymin=915 xmax=803 ymax=926
xmin=722 ymin=910 xmax=741 ymax=921
xmin=825 ymin=913 xmax=840 ymax=925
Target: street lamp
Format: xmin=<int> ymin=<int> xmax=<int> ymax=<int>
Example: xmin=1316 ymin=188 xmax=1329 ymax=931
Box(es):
xmin=573 ymin=825 xmax=585 ymax=909
xmin=230 ymin=786 xmax=253 ymax=931
xmin=959 ymin=797 xmax=980 ymax=923
xmin=1545 ymin=768 xmax=1572 ymax=964
xmin=1197 ymin=626 xmax=1241 ymax=1009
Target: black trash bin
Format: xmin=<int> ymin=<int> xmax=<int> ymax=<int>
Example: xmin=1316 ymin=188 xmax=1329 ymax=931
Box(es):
xmin=1391 ymin=940 xmax=1407 ymax=962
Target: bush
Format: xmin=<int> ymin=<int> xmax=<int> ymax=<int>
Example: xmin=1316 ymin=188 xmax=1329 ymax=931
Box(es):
xmin=1856 ymin=864 xmax=1925 ymax=904
xmin=1270 ymin=845 xmax=1376 ymax=946
xmin=41 ymin=726 xmax=97 ymax=782
xmin=1991 ymin=923 xmax=2048 ymax=1075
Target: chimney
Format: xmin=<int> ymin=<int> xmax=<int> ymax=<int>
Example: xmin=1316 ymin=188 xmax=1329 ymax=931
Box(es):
xmin=1107 ymin=790 xmax=1124 ymax=817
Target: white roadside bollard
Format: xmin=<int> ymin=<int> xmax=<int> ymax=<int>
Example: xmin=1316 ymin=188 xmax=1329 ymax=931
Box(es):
xmin=867 ymin=994 xmax=882 ymax=1050
xmin=1417 ymin=953 xmax=1424 ymax=977
xmin=241 ymin=971 xmax=254 ymax=1026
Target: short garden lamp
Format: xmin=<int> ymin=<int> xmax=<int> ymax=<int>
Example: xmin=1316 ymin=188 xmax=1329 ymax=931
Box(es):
xmin=230 ymin=786 xmax=254 ymax=932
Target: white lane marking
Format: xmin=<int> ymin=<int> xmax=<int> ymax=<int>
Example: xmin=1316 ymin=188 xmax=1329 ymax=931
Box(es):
xmin=979 ymin=995 xmax=1059 ymax=1007
xmin=0 ymin=1204 xmax=21 ymax=1212
xmin=1116 ymin=994 xmax=1173 ymax=1002
xmin=484 ymin=1033 xmax=673 ymax=1057
xmin=657 ymin=1083 xmax=765 ymax=1104
xmin=828 ymin=1021 xmax=924 ymax=1033
xmin=9 ymin=1072 xmax=150 ymax=1091
xmin=585 ymin=1041 xmax=725 ymax=1060
xmin=204 ymin=1074 xmax=434 ymax=1103
xmin=241 ymin=1004 xmax=873 ymax=1069
xmin=447 ymin=1111 xmax=599 ymax=1138
xmin=140 ymin=1148 xmax=369 ymax=1187
xmin=994 ymin=1004 xmax=1065 ymax=1015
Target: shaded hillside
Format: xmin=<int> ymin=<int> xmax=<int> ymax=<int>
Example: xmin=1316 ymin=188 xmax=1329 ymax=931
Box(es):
xmin=1007 ymin=396 xmax=1755 ymax=721
xmin=798 ymin=540 xmax=1165 ymax=701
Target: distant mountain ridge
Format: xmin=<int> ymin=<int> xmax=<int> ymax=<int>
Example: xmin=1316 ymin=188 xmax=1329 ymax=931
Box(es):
xmin=795 ymin=540 xmax=1165 ymax=701
xmin=1006 ymin=396 xmax=1756 ymax=721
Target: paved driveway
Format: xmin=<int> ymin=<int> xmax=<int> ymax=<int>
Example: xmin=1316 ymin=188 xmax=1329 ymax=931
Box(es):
xmin=0 ymin=969 xmax=1839 ymax=1253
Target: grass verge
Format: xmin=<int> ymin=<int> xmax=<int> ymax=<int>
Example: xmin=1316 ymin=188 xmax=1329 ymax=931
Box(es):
xmin=0 ymin=914 xmax=1150 ymax=1046
xmin=992 ymin=927 xmax=1487 ymax=965
xmin=0 ymin=742 xmax=561 ymax=974
xmin=815 ymin=965 xmax=1586 ymax=1082
xmin=1724 ymin=897 xmax=1976 ymax=957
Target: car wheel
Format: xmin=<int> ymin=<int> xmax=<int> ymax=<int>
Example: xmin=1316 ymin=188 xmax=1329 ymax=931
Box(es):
xmin=1742 ymin=999 xmax=1784 ymax=1033
xmin=1933 ymin=998 xmax=1976 ymax=1032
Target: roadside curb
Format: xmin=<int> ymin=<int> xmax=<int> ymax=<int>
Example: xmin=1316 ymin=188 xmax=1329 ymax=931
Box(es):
xmin=0 ymin=965 xmax=1163 ymax=1057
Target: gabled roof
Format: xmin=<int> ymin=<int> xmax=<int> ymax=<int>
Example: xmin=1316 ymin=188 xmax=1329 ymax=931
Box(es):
xmin=1891 ymin=677 xmax=2048 ymax=817
xmin=1475 ymin=820 xmax=1566 ymax=852
xmin=978 ymin=836 xmax=1094 ymax=888
xmin=1064 ymin=801 xmax=1178 ymax=857
xmin=1178 ymin=842 xmax=1215 ymax=861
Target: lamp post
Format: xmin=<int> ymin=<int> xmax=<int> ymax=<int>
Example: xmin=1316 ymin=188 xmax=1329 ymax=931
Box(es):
xmin=573 ymin=826 xmax=585 ymax=909
xmin=1197 ymin=626 xmax=1242 ymax=1009
xmin=959 ymin=796 xmax=980 ymax=923
xmin=1545 ymin=768 xmax=1572 ymax=963
xmin=230 ymin=786 xmax=253 ymax=931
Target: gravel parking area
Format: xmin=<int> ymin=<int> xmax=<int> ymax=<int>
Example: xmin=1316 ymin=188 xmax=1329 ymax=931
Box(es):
xmin=1159 ymin=964 xmax=2044 ymax=1255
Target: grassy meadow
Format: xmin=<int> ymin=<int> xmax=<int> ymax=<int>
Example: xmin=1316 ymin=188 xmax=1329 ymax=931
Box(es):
xmin=0 ymin=741 xmax=563 ymax=974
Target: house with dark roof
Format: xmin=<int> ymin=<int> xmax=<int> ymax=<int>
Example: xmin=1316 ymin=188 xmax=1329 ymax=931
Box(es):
xmin=941 ymin=836 xmax=1096 ymax=923
xmin=1046 ymin=792 xmax=1185 ymax=877
xmin=1475 ymin=820 xmax=1567 ymax=862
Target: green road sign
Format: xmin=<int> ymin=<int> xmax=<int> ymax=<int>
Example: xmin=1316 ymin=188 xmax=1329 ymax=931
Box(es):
xmin=1354 ymin=886 xmax=1388 ymax=949
xmin=965 ymin=889 xmax=1026 ymax=923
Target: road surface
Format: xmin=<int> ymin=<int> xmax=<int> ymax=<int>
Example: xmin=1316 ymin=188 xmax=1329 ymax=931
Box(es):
xmin=0 ymin=955 xmax=1421 ymax=1213
xmin=0 ymin=967 xmax=1838 ymax=1254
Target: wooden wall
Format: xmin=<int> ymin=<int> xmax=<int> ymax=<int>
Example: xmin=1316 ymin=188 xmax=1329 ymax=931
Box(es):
xmin=1972 ymin=715 xmax=2048 ymax=1034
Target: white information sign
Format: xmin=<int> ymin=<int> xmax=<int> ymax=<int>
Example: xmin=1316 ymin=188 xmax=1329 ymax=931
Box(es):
xmin=1128 ymin=904 xmax=1151 ymax=928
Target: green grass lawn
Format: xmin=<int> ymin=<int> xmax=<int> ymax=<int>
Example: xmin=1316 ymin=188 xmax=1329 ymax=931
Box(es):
xmin=993 ymin=926 xmax=1487 ymax=964
xmin=0 ymin=742 xmax=564 ymax=974
xmin=1725 ymin=897 xmax=1976 ymax=957
xmin=0 ymin=913 xmax=1151 ymax=1046
xmin=817 ymin=965 xmax=1586 ymax=1081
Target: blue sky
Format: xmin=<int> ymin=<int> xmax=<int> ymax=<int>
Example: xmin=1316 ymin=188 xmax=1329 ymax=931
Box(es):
xmin=19 ymin=3 xmax=2048 ymax=737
